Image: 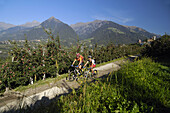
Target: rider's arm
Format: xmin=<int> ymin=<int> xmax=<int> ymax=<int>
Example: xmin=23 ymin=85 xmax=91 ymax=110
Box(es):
xmin=72 ymin=59 xmax=76 ymax=65
xmin=84 ymin=61 xmax=89 ymax=67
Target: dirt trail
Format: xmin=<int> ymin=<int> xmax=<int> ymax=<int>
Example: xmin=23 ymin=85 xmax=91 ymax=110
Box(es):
xmin=0 ymin=58 xmax=128 ymax=112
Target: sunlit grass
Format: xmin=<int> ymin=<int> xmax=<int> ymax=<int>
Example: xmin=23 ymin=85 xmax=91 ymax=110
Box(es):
xmin=14 ymin=74 xmax=68 ymax=92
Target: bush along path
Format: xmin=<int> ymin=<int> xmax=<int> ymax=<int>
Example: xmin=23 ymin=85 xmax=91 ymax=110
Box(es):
xmin=0 ymin=57 xmax=127 ymax=112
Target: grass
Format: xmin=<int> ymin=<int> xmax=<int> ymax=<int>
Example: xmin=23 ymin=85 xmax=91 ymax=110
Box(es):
xmin=14 ymin=74 xmax=68 ymax=92
xmin=116 ymin=58 xmax=170 ymax=112
xmin=20 ymin=57 xmax=170 ymax=113
xmin=107 ymin=27 xmax=125 ymax=34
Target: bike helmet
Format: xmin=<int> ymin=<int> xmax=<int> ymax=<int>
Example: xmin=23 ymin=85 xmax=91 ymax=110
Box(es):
xmin=76 ymin=53 xmax=80 ymax=57
xmin=88 ymin=55 xmax=92 ymax=58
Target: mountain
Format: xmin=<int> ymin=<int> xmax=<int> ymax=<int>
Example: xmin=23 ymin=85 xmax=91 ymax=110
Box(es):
xmin=123 ymin=25 xmax=159 ymax=38
xmin=25 ymin=17 xmax=77 ymax=45
xmin=71 ymin=20 xmax=157 ymax=45
xmin=20 ymin=20 xmax=40 ymax=27
xmin=0 ymin=20 xmax=40 ymax=41
xmin=0 ymin=22 xmax=16 ymax=31
xmin=0 ymin=17 xmax=77 ymax=46
xmin=71 ymin=20 xmax=108 ymax=40
xmin=0 ymin=18 xmax=158 ymax=46
xmin=0 ymin=26 xmax=32 ymax=41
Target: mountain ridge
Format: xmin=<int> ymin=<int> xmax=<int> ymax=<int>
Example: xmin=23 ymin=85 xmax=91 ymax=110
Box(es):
xmin=3 ymin=17 xmax=77 ymax=46
xmin=20 ymin=20 xmax=40 ymax=27
xmin=71 ymin=20 xmax=109 ymax=40
xmin=0 ymin=17 xmax=159 ymax=46
xmin=0 ymin=22 xmax=16 ymax=31
xmin=71 ymin=20 xmax=158 ymax=45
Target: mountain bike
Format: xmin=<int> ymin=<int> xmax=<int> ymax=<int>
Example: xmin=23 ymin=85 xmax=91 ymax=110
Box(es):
xmin=66 ymin=66 xmax=82 ymax=81
xmin=76 ymin=67 xmax=98 ymax=81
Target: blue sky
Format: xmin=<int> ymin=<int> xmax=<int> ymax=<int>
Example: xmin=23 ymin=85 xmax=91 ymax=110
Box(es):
xmin=0 ymin=0 xmax=169 ymax=35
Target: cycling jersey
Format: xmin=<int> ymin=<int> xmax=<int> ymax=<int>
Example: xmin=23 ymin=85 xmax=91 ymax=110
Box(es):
xmin=75 ymin=55 xmax=84 ymax=62
xmin=88 ymin=59 xmax=96 ymax=68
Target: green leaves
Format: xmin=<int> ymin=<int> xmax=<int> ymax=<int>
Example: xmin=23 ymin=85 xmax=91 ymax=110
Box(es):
xmin=0 ymin=33 xmax=73 ymax=91
xmin=142 ymin=34 xmax=170 ymax=59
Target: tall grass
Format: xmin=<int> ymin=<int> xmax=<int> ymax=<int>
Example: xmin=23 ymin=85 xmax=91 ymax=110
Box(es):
xmin=117 ymin=58 xmax=170 ymax=112
xmin=14 ymin=58 xmax=170 ymax=113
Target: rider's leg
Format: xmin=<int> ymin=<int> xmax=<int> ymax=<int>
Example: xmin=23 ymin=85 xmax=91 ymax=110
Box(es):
xmin=79 ymin=62 xmax=84 ymax=69
xmin=91 ymin=64 xmax=96 ymax=75
xmin=79 ymin=65 xmax=82 ymax=69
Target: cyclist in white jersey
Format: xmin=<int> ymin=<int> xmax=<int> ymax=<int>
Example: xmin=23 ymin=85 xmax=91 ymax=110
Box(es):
xmin=84 ymin=56 xmax=96 ymax=74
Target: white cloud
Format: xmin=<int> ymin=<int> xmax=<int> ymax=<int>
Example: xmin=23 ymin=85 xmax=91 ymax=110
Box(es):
xmin=92 ymin=9 xmax=133 ymax=23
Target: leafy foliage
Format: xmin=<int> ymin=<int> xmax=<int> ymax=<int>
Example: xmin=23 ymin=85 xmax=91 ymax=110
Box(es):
xmin=0 ymin=32 xmax=75 ymax=91
xmin=142 ymin=34 xmax=170 ymax=58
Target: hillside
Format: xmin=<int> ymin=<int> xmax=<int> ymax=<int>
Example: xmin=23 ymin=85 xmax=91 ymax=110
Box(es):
xmin=0 ymin=18 xmax=158 ymax=46
xmin=0 ymin=17 xmax=77 ymax=46
xmin=0 ymin=26 xmax=32 ymax=40
xmin=89 ymin=21 xmax=150 ymax=45
xmin=123 ymin=25 xmax=159 ymax=38
xmin=26 ymin=17 xmax=77 ymax=46
xmin=71 ymin=20 xmax=157 ymax=45
xmin=0 ymin=22 xmax=16 ymax=31
xmin=71 ymin=20 xmax=108 ymax=40
xmin=20 ymin=20 xmax=40 ymax=27
xmin=0 ymin=20 xmax=40 ymax=41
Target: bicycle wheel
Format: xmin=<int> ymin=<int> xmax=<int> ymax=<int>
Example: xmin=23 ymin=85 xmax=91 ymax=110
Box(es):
xmin=68 ymin=71 xmax=76 ymax=81
xmin=93 ymin=70 xmax=98 ymax=78
xmin=84 ymin=70 xmax=90 ymax=79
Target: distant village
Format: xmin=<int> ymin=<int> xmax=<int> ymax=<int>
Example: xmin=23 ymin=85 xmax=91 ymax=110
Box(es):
xmin=0 ymin=39 xmax=42 ymax=45
xmin=138 ymin=36 xmax=157 ymax=45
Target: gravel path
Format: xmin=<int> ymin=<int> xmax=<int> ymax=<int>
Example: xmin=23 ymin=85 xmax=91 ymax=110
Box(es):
xmin=0 ymin=59 xmax=127 ymax=112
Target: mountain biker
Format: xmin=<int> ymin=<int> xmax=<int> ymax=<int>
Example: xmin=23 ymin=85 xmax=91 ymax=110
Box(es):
xmin=71 ymin=53 xmax=84 ymax=69
xmin=83 ymin=56 xmax=96 ymax=74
